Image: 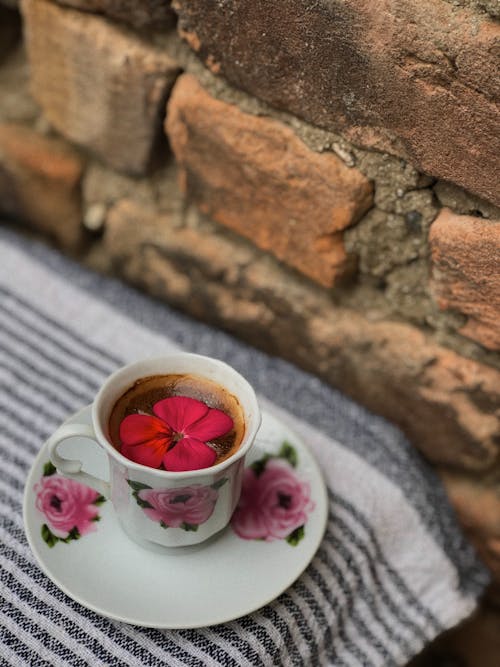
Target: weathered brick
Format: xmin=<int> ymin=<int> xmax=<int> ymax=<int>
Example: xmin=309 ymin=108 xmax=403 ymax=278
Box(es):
xmin=430 ymin=209 xmax=500 ymax=351
xmin=441 ymin=472 xmax=500 ymax=581
xmin=0 ymin=123 xmax=84 ymax=247
xmin=0 ymin=5 xmax=20 ymax=63
xmin=21 ymin=0 xmax=179 ymax=174
xmin=307 ymin=315 xmax=500 ymax=472
xmin=54 ymin=0 xmax=175 ymax=30
xmin=96 ymin=198 xmax=500 ymax=472
xmin=165 ymin=74 xmax=373 ymax=287
xmin=173 ymin=0 xmax=500 ymax=207
xmin=0 ymin=41 xmax=39 ymax=126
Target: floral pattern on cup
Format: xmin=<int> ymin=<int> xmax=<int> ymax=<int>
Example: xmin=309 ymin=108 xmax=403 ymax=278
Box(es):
xmin=127 ymin=478 xmax=227 ymax=532
xmin=34 ymin=462 xmax=106 ymax=547
xmin=231 ymin=442 xmax=315 ymax=546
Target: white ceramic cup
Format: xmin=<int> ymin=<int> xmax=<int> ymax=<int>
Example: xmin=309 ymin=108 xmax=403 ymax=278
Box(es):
xmin=47 ymin=354 xmax=261 ymax=549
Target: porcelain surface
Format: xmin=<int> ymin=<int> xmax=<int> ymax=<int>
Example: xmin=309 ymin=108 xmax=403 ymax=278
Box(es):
xmin=24 ymin=406 xmax=328 ymax=628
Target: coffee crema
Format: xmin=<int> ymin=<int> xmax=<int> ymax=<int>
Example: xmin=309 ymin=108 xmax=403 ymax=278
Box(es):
xmin=108 ymin=373 xmax=246 ymax=467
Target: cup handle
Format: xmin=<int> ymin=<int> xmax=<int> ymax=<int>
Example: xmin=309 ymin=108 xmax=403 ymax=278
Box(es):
xmin=47 ymin=423 xmax=111 ymax=499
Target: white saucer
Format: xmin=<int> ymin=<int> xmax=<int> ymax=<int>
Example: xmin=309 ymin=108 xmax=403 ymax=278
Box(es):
xmin=24 ymin=406 xmax=328 ymax=628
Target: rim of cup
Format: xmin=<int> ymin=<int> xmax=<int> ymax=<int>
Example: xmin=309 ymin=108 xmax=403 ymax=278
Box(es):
xmin=91 ymin=353 xmax=261 ymax=479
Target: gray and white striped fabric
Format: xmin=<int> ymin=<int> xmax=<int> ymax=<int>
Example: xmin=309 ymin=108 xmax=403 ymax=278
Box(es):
xmin=0 ymin=228 xmax=488 ymax=667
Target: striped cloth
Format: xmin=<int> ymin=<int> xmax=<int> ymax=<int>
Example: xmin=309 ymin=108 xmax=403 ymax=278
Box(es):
xmin=0 ymin=228 xmax=488 ymax=667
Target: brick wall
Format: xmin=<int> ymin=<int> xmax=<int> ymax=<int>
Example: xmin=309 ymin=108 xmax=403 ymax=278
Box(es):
xmin=1 ymin=0 xmax=499 ymax=583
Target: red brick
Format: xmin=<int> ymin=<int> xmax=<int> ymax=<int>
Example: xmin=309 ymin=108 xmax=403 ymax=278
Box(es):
xmin=441 ymin=472 xmax=500 ymax=581
xmin=0 ymin=123 xmax=84 ymax=247
xmin=101 ymin=198 xmax=500 ymax=471
xmin=430 ymin=209 xmax=500 ymax=350
xmin=54 ymin=0 xmax=175 ymax=30
xmin=307 ymin=314 xmax=500 ymax=471
xmin=172 ymin=0 xmax=500 ymax=207
xmin=165 ymin=74 xmax=373 ymax=287
xmin=21 ymin=0 xmax=179 ymax=174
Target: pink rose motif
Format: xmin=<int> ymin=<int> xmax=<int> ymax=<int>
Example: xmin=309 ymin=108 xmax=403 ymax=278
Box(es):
xmin=35 ymin=475 xmax=100 ymax=539
xmin=138 ymin=484 xmax=219 ymax=528
xmin=231 ymin=458 xmax=315 ymax=542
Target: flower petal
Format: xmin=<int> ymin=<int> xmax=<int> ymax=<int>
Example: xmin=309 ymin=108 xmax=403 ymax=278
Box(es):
xmin=121 ymin=436 xmax=169 ymax=469
xmin=153 ymin=396 xmax=209 ymax=433
xmin=163 ymin=437 xmax=217 ymax=472
xmin=119 ymin=414 xmax=171 ymax=445
xmin=185 ymin=408 xmax=234 ymax=441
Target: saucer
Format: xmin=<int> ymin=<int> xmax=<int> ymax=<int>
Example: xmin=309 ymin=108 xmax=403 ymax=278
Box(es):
xmin=24 ymin=406 xmax=328 ymax=628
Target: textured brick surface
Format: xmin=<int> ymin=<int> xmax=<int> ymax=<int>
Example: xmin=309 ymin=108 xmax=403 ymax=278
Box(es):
xmin=0 ymin=123 xmax=84 ymax=247
xmin=444 ymin=0 xmax=500 ymax=18
xmin=430 ymin=209 xmax=500 ymax=350
xmin=54 ymin=0 xmax=175 ymax=30
xmin=166 ymin=75 xmax=373 ymax=287
xmin=0 ymin=44 xmax=39 ymax=125
xmin=173 ymin=0 xmax=500 ymax=207
xmin=442 ymin=472 xmax=500 ymax=582
xmin=21 ymin=0 xmax=179 ymax=174
xmin=94 ymin=198 xmax=500 ymax=472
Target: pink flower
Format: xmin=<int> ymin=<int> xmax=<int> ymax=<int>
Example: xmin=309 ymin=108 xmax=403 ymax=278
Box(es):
xmin=35 ymin=475 xmax=100 ymax=538
xmin=231 ymin=459 xmax=315 ymax=541
xmin=139 ymin=485 xmax=219 ymax=528
xmin=119 ymin=396 xmax=233 ymax=472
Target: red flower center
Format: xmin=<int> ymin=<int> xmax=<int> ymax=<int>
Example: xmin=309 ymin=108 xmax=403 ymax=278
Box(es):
xmin=119 ymin=396 xmax=234 ymax=472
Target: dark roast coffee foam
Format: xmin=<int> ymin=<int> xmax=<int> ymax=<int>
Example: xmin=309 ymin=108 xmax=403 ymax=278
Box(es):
xmin=108 ymin=374 xmax=246 ymax=466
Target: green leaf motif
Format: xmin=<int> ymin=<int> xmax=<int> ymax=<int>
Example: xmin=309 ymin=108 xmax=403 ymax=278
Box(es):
xmin=250 ymin=442 xmax=298 ymax=477
xmin=127 ymin=480 xmax=151 ymax=492
xmin=61 ymin=526 xmax=81 ymax=543
xmin=286 ymin=525 xmax=305 ymax=547
xmin=250 ymin=455 xmax=272 ymax=477
xmin=41 ymin=523 xmax=58 ymax=548
xmin=211 ymin=478 xmax=228 ymax=491
xmin=278 ymin=442 xmax=298 ymax=468
xmin=41 ymin=523 xmax=81 ymax=547
xmin=136 ymin=497 xmax=154 ymax=509
xmin=94 ymin=495 xmax=106 ymax=506
xmin=128 ymin=479 xmax=154 ymax=508
xmin=42 ymin=461 xmax=57 ymax=477
xmin=181 ymin=522 xmax=199 ymax=532
xmin=160 ymin=521 xmax=169 ymax=529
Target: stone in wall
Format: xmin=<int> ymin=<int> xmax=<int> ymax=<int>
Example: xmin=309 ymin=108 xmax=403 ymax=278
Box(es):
xmin=0 ymin=122 xmax=84 ymax=248
xmin=21 ymin=0 xmax=180 ymax=174
xmin=0 ymin=42 xmax=39 ymax=125
xmin=89 ymin=197 xmax=500 ymax=473
xmin=442 ymin=472 xmax=500 ymax=582
xmin=173 ymin=0 xmax=500 ymax=207
xmin=430 ymin=209 xmax=500 ymax=351
xmin=53 ymin=0 xmax=175 ymax=30
xmin=166 ymin=74 xmax=374 ymax=288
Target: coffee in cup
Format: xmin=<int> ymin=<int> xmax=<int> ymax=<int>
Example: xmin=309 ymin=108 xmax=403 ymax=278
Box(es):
xmin=108 ymin=373 xmax=246 ymax=469
xmin=47 ymin=354 xmax=261 ymax=549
